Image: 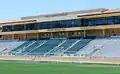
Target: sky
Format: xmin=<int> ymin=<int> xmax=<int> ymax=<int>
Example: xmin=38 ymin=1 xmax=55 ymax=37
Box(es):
xmin=0 ymin=0 xmax=120 ymax=22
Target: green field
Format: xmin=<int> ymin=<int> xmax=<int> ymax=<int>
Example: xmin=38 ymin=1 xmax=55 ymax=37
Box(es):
xmin=0 ymin=61 xmax=120 ymax=74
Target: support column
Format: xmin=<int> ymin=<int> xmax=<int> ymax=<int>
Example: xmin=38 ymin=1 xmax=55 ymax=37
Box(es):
xmin=66 ymin=31 xmax=69 ymax=38
xmin=37 ymin=33 xmax=39 ymax=40
xmin=24 ymin=33 xmax=26 ymax=40
xmin=1 ymin=35 xmax=3 ymax=40
xmin=3 ymin=35 xmax=5 ymax=40
xmin=12 ymin=34 xmax=14 ymax=40
xmin=51 ymin=32 xmax=53 ymax=38
xmin=83 ymin=30 xmax=86 ymax=38
xmin=102 ymin=29 xmax=105 ymax=37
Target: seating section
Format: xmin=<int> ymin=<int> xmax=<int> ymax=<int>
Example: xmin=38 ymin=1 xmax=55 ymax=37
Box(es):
xmin=47 ymin=39 xmax=78 ymax=55
xmin=12 ymin=40 xmax=35 ymax=54
xmin=0 ymin=40 xmax=25 ymax=55
xmin=30 ymin=39 xmax=63 ymax=55
xmin=64 ymin=39 xmax=92 ymax=54
xmin=22 ymin=40 xmax=46 ymax=54
xmin=90 ymin=38 xmax=120 ymax=58
xmin=76 ymin=38 xmax=108 ymax=57
xmin=1 ymin=37 xmax=120 ymax=58
xmin=10 ymin=38 xmax=92 ymax=56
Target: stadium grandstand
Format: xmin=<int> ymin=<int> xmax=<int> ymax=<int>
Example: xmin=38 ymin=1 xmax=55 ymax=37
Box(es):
xmin=1 ymin=8 xmax=120 ymax=64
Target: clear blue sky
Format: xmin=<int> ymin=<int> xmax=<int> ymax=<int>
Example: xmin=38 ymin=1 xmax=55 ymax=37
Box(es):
xmin=0 ymin=0 xmax=120 ymax=22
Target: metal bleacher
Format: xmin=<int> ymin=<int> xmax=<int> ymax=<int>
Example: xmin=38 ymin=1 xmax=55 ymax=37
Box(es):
xmin=12 ymin=40 xmax=35 ymax=54
xmin=64 ymin=39 xmax=92 ymax=54
xmin=0 ymin=40 xmax=25 ymax=55
xmin=90 ymin=38 xmax=120 ymax=58
xmin=22 ymin=40 xmax=46 ymax=54
xmin=2 ymin=37 xmax=120 ymax=58
xmin=46 ymin=39 xmax=78 ymax=56
xmin=10 ymin=38 xmax=93 ymax=56
xmin=29 ymin=39 xmax=63 ymax=55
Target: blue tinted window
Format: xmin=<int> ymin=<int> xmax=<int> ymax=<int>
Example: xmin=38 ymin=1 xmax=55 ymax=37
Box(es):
xmin=3 ymin=16 xmax=120 ymax=32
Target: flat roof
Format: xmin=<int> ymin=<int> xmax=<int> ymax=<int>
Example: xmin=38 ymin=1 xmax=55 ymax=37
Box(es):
xmin=21 ymin=8 xmax=108 ymax=20
xmin=21 ymin=8 xmax=120 ymax=20
xmin=1 ymin=8 xmax=120 ymax=25
xmin=0 ymin=20 xmax=36 ymax=25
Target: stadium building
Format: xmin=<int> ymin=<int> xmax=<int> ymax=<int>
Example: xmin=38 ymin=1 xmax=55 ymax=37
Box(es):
xmin=0 ymin=8 xmax=120 ymax=59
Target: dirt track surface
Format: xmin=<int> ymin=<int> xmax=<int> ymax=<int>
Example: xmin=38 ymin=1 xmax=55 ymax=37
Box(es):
xmin=0 ymin=56 xmax=120 ymax=64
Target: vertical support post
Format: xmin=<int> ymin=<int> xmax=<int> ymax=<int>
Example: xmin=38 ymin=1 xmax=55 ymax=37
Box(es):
xmin=83 ymin=30 xmax=86 ymax=38
xmin=12 ymin=34 xmax=14 ymax=40
xmin=102 ymin=29 xmax=105 ymax=37
xmin=66 ymin=31 xmax=69 ymax=38
xmin=51 ymin=32 xmax=53 ymax=38
xmin=24 ymin=24 xmax=26 ymax=30
xmin=2 ymin=35 xmax=4 ymax=40
xmin=37 ymin=33 xmax=39 ymax=40
xmin=24 ymin=33 xmax=26 ymax=40
xmin=80 ymin=31 xmax=82 ymax=37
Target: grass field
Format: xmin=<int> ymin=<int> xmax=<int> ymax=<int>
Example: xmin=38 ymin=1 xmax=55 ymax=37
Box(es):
xmin=0 ymin=61 xmax=120 ymax=74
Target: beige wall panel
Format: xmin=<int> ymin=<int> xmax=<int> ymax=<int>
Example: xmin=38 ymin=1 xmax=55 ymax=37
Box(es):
xmin=26 ymin=33 xmax=38 ymax=39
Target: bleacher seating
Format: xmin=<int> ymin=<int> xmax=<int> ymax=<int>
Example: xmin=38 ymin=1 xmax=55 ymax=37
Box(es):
xmin=12 ymin=40 xmax=34 ymax=54
xmin=22 ymin=40 xmax=46 ymax=54
xmin=64 ymin=39 xmax=92 ymax=54
xmin=46 ymin=39 xmax=78 ymax=56
xmin=0 ymin=37 xmax=120 ymax=58
xmin=91 ymin=38 xmax=120 ymax=58
xmin=0 ymin=40 xmax=25 ymax=55
xmin=30 ymin=39 xmax=63 ymax=55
